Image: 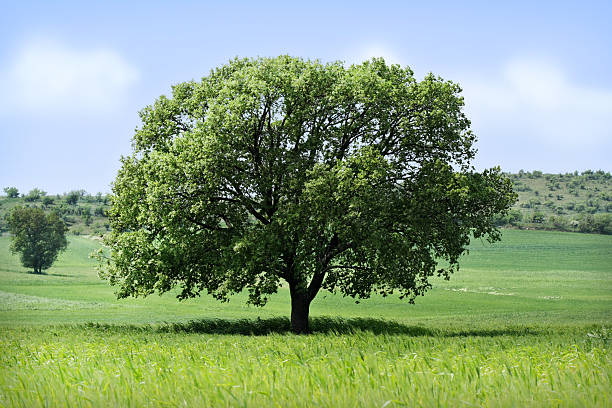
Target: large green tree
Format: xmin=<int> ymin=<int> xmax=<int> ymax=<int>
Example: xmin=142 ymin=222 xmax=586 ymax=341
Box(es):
xmin=99 ymin=56 xmax=516 ymax=333
xmin=9 ymin=207 xmax=68 ymax=274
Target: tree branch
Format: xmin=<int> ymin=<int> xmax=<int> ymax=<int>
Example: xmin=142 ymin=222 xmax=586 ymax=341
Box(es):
xmin=325 ymin=265 xmax=370 ymax=271
xmin=307 ymin=235 xmax=354 ymax=301
xmin=184 ymin=215 xmax=231 ymax=232
xmin=226 ymin=180 xmax=271 ymax=225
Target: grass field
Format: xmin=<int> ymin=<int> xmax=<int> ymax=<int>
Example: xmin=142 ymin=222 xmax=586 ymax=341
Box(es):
xmin=0 ymin=229 xmax=611 ymax=406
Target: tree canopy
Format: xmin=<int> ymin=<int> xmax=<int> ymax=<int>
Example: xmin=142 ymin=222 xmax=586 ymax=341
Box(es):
xmin=98 ymin=56 xmax=516 ymax=333
xmin=4 ymin=187 xmax=19 ymax=198
xmin=9 ymin=207 xmax=68 ymax=274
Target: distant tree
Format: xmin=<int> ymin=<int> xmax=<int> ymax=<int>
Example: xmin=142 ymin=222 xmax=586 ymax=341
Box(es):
xmin=65 ymin=191 xmax=82 ymax=205
xmin=98 ymin=56 xmax=516 ymax=333
xmin=595 ymin=214 xmax=612 ymax=234
xmin=42 ymin=196 xmax=55 ymax=207
xmin=576 ymin=214 xmax=611 ymax=234
xmin=80 ymin=206 xmax=92 ymax=226
xmin=94 ymin=206 xmax=106 ymax=217
xmin=492 ymin=209 xmax=522 ymax=227
xmin=548 ymin=215 xmax=569 ymax=231
xmin=528 ymin=198 xmax=541 ymax=208
xmin=8 ymin=207 xmax=68 ymax=274
xmin=3 ymin=187 xmax=19 ymax=198
xmin=513 ymin=182 xmax=531 ymax=192
xmin=506 ymin=209 xmax=523 ymax=225
xmin=24 ymin=188 xmax=46 ymax=202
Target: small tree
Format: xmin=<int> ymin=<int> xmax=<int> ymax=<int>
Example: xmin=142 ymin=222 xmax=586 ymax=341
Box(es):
xmin=3 ymin=187 xmax=19 ymax=198
xmin=94 ymin=206 xmax=106 ymax=217
xmin=65 ymin=191 xmax=80 ymax=205
xmin=80 ymin=206 xmax=92 ymax=226
xmin=42 ymin=196 xmax=55 ymax=207
xmin=65 ymin=190 xmax=86 ymax=205
xmin=98 ymin=56 xmax=516 ymax=333
xmin=8 ymin=207 xmax=68 ymax=274
xmin=24 ymin=188 xmax=46 ymax=202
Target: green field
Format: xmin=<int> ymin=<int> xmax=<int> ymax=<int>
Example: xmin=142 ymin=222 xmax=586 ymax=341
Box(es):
xmin=1 ymin=229 xmax=611 ymax=406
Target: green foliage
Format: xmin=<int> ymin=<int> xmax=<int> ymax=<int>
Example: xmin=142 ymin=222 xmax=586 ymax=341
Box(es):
xmin=3 ymin=187 xmax=19 ymax=198
xmin=41 ymin=196 xmax=54 ymax=207
xmin=23 ymin=188 xmax=46 ymax=202
xmin=7 ymin=207 xmax=68 ymax=274
xmin=100 ymin=56 xmax=516 ymax=332
xmin=492 ymin=209 xmax=522 ymax=226
xmin=65 ymin=190 xmax=85 ymax=205
xmin=578 ymin=214 xmax=612 ymax=234
xmin=93 ymin=206 xmax=106 ymax=217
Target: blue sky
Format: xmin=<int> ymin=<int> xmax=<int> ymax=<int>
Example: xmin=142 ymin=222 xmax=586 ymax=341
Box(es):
xmin=1 ymin=0 xmax=611 ymax=194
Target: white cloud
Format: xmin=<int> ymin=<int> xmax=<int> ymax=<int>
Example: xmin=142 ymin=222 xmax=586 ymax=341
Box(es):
xmin=1 ymin=39 xmax=139 ymax=115
xmin=462 ymin=58 xmax=612 ymax=148
xmin=345 ymin=43 xmax=405 ymax=66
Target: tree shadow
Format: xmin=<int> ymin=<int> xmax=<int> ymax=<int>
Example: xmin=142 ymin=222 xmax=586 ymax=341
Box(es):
xmin=82 ymin=317 xmax=541 ymax=337
xmin=160 ymin=317 xmax=438 ymax=336
xmin=21 ymin=270 xmax=72 ymax=277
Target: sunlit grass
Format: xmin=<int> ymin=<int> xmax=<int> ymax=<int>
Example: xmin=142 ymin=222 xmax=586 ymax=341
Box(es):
xmin=0 ymin=326 xmax=609 ymax=407
xmin=0 ymin=230 xmax=610 ymax=406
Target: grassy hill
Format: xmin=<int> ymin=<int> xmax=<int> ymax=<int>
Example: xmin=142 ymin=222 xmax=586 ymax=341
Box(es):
xmin=0 ymin=189 xmax=110 ymax=236
xmin=500 ymin=170 xmax=612 ymax=233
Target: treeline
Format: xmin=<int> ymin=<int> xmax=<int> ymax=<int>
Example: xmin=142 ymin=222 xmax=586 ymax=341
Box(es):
xmin=1 ymin=188 xmax=110 ymax=236
xmin=493 ymin=210 xmax=612 ymax=234
xmin=2 ymin=169 xmax=612 ymax=235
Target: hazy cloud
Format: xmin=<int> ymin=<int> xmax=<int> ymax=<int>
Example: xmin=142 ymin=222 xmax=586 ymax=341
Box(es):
xmin=345 ymin=43 xmax=405 ymax=66
xmin=462 ymin=58 xmax=612 ymax=149
xmin=0 ymin=39 xmax=139 ymax=115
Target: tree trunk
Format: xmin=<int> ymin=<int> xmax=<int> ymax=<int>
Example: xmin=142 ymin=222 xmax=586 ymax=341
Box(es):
xmin=290 ymin=289 xmax=311 ymax=334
